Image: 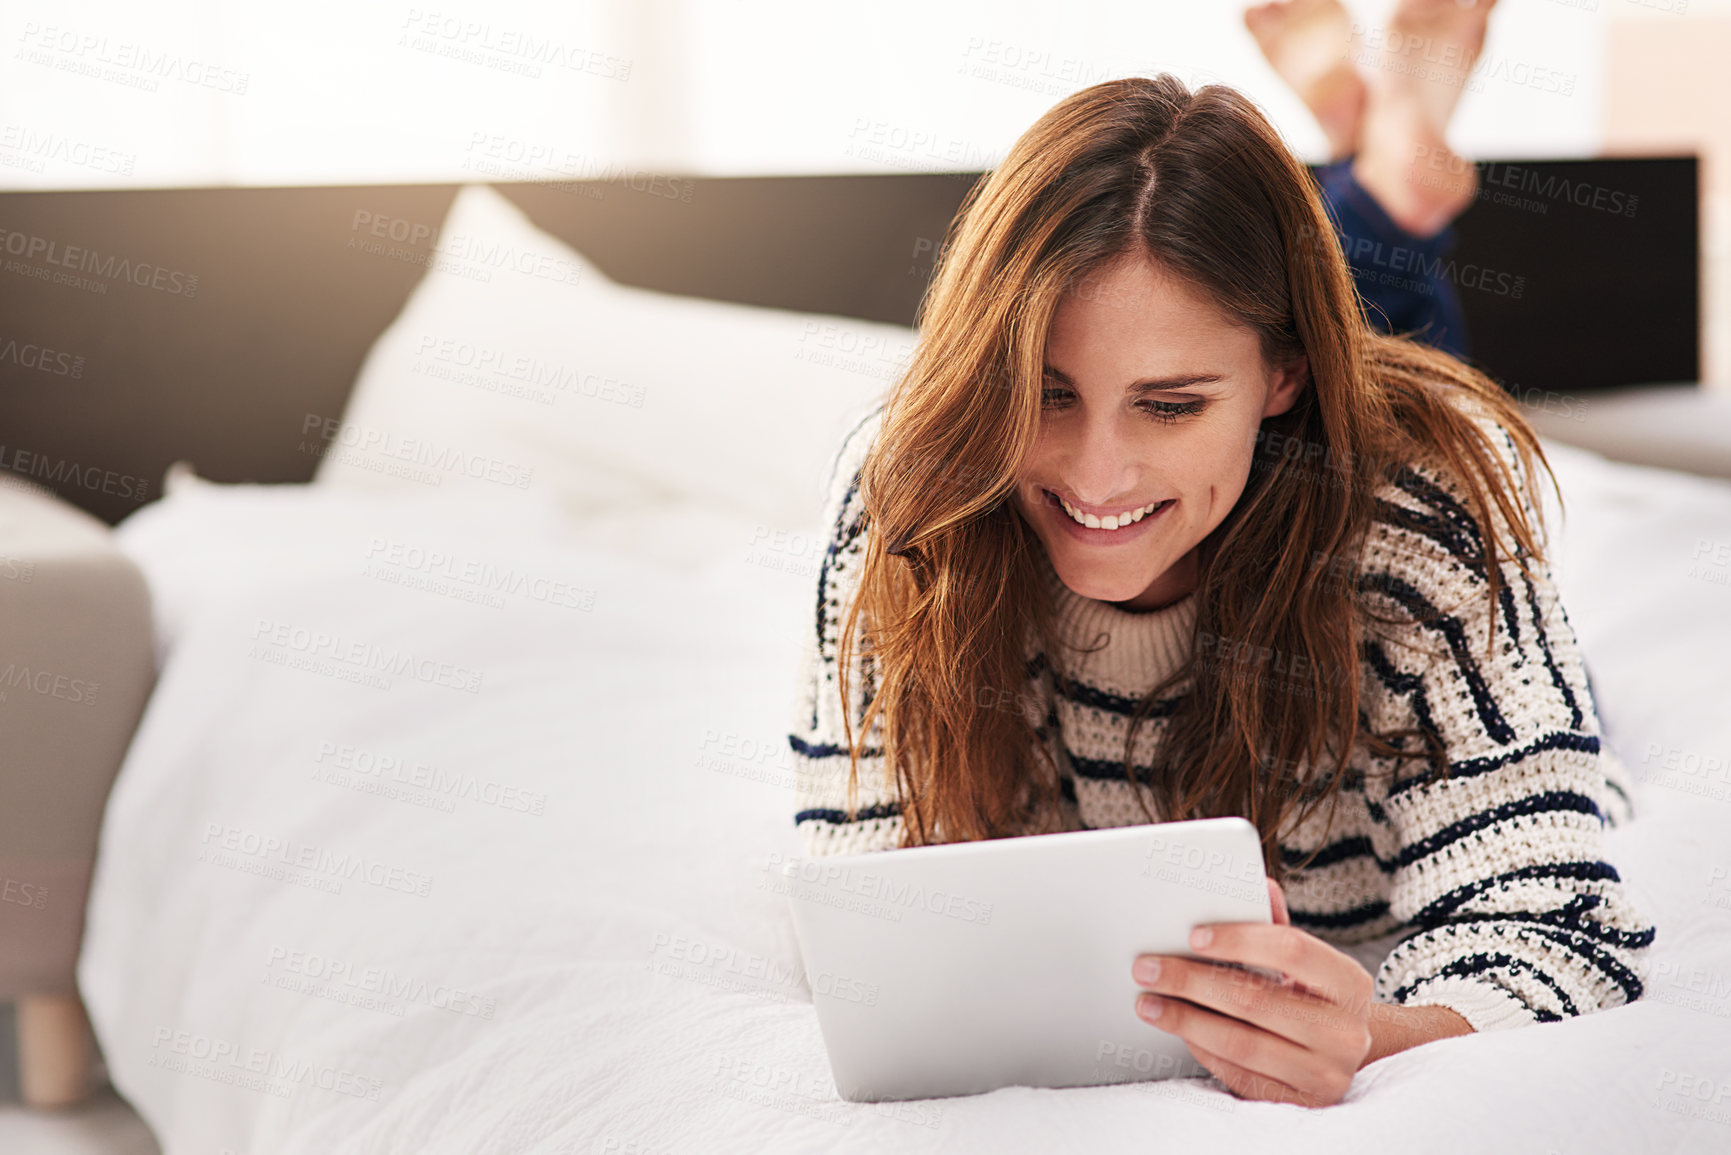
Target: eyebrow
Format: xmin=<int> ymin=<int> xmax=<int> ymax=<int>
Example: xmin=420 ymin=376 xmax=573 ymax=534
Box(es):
xmin=1042 ymin=365 xmax=1227 ymax=394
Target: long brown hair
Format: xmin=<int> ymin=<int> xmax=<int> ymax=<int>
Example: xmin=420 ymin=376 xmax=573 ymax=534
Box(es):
xmin=835 ymin=74 xmax=1558 ymax=885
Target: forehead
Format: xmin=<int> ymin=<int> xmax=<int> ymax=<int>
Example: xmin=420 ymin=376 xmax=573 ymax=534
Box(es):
xmin=1047 ymin=255 xmax=1254 ymax=364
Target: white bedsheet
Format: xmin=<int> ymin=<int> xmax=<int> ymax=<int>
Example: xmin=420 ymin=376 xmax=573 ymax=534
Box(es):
xmin=79 ymin=439 xmax=1731 ymax=1154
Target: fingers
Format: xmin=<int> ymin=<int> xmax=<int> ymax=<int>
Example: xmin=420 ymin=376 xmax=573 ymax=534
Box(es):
xmin=1136 ymin=992 xmax=1354 ymax=1104
xmin=1184 ymin=1040 xmax=1337 ymax=1109
xmin=1267 ymin=877 xmax=1290 ymax=926
xmin=1137 ymin=955 xmax=1361 ymax=1052
xmin=1187 ymin=923 xmax=1374 ymax=1014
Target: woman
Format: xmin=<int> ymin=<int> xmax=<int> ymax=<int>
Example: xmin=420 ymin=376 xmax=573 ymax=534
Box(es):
xmin=785 ymin=71 xmax=1654 ymax=1110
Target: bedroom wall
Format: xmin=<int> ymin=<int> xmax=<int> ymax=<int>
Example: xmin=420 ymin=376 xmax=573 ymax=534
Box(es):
xmin=0 ymin=1 xmax=1630 ymax=188
xmin=3 ymin=1 xmax=1723 ymax=391
xmin=1604 ymin=13 xmax=1731 ymax=391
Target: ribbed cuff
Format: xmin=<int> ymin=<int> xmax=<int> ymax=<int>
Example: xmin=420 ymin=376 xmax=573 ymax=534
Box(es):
xmin=1399 ymin=976 xmax=1540 ymax=1033
xmin=797 ymin=815 xmax=903 ymax=858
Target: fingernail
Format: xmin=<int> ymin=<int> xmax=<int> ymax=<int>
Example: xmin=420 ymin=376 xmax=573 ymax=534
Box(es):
xmin=1133 ymin=957 xmax=1161 ymax=985
xmin=1138 ymin=994 xmax=1164 ymax=1020
xmin=1190 ymin=927 xmax=1213 ymax=950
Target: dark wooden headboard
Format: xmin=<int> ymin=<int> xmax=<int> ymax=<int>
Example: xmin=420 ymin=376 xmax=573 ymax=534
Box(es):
xmin=0 ymin=158 xmax=1698 ymax=525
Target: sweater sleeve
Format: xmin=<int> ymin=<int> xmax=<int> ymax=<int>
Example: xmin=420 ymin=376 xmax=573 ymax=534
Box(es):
xmin=788 ymin=406 xmax=905 ymax=857
xmin=1356 ymin=412 xmax=1657 ymax=1033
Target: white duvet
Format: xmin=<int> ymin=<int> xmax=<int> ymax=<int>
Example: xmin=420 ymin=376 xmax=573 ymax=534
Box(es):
xmin=80 ymin=438 xmax=1731 ymax=1154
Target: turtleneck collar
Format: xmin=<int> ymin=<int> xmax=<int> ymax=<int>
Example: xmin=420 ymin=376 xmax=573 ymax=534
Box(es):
xmin=1037 ymin=549 xmax=1198 ymax=697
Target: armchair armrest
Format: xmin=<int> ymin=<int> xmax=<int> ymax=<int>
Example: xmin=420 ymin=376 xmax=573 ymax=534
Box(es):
xmin=1518 ymin=383 xmax=1731 ymax=481
xmin=0 ymin=477 xmax=156 ymax=1106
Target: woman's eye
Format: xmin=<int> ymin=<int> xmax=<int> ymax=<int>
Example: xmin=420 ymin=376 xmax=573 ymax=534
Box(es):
xmin=1142 ymin=399 xmax=1206 ymax=425
xmin=1039 ymin=387 xmax=1205 ymax=424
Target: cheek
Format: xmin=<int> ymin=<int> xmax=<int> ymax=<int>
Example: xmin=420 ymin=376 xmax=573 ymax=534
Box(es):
xmin=1189 ymin=419 xmax=1258 ymax=479
xmin=1014 ymin=439 xmax=1055 ymax=493
xmin=1023 ymin=425 xmax=1055 ymax=465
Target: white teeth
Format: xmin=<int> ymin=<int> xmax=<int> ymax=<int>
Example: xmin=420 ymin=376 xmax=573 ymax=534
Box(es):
xmin=1055 ymin=493 xmax=1163 ymax=531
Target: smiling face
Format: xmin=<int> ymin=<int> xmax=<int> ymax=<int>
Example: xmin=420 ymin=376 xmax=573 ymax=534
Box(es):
xmin=1011 ymin=254 xmax=1308 ymax=612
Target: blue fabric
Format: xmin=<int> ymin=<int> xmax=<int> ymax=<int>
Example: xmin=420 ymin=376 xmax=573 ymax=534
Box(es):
xmin=1316 ymin=158 xmax=1470 ymax=360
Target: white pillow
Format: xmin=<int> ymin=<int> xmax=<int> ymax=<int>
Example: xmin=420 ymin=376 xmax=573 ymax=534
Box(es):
xmin=316 ymin=184 xmax=909 ymax=531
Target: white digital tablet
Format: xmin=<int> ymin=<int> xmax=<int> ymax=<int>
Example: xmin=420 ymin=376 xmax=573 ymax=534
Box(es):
xmin=778 ymin=816 xmax=1273 ymax=1102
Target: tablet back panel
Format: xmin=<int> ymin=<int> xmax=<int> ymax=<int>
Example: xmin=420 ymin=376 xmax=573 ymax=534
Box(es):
xmin=780 ymin=816 xmax=1272 ymax=1101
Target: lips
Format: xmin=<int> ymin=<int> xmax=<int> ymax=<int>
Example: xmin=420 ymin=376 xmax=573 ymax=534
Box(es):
xmin=1043 ymin=487 xmax=1171 ymax=532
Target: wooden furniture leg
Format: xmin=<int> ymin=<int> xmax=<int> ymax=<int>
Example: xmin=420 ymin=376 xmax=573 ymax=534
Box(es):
xmin=18 ymin=993 xmax=94 ymax=1109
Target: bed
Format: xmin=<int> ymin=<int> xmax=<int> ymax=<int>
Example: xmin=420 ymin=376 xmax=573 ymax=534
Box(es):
xmin=66 ymin=182 xmax=1731 ymax=1153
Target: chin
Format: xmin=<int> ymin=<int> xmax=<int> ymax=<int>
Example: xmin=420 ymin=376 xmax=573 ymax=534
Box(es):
xmin=1048 ymin=556 xmax=1150 ymax=603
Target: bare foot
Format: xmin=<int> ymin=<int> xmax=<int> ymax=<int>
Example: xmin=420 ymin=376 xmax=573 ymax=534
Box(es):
xmin=1352 ymin=0 xmax=1498 ymax=236
xmin=1245 ymin=0 xmax=1366 ymax=162
xmin=1378 ymin=0 xmax=1498 ymax=129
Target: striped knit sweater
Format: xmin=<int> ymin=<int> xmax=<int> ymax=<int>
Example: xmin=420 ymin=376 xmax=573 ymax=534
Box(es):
xmin=787 ymin=402 xmax=1656 ymax=1034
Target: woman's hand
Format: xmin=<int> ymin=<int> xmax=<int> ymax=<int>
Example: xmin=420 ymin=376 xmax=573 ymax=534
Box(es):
xmin=1130 ymin=877 xmax=1375 ymax=1108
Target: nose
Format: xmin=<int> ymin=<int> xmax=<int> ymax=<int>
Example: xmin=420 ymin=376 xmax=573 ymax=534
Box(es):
xmin=1058 ymin=411 xmax=1140 ymax=505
